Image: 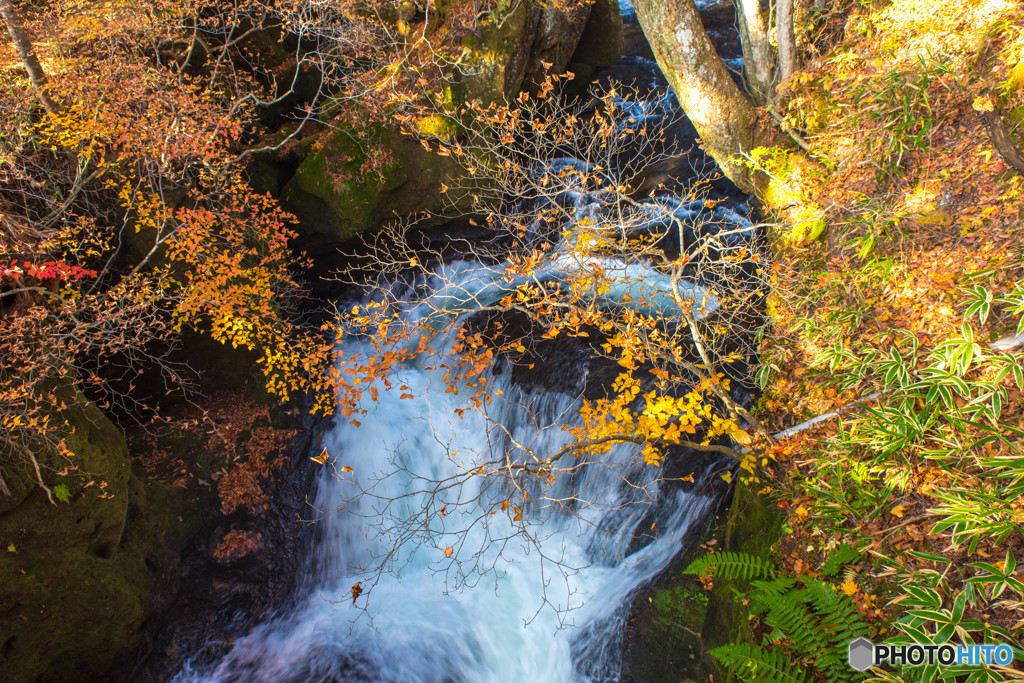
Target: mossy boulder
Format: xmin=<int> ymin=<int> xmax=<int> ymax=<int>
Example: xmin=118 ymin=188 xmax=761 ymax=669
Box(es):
xmin=0 ymin=391 xmax=207 ymax=682
xmin=253 ymin=1 xmax=623 ymax=252
xmin=0 ymin=394 xmax=140 ymax=682
xmin=621 ymin=475 xmax=784 ymax=683
xmin=281 ymin=122 xmax=467 ymax=249
xmin=460 ymin=0 xmax=597 ymax=102
xmin=698 ymin=476 xmax=784 ymax=681
xmin=752 ymin=147 xmax=827 ymax=246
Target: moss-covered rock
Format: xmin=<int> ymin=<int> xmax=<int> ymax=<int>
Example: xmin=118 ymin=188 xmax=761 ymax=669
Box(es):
xmin=621 ymin=475 xmax=784 ymax=683
xmin=0 ymin=388 xmax=214 ymax=682
xmin=459 ymin=0 xmax=597 ymax=102
xmin=0 ymin=394 xmax=140 ymax=682
xmin=281 ymin=122 xmax=467 ymax=248
xmin=750 ymin=147 xmax=828 ymax=246
xmin=253 ymin=1 xmax=620 ymax=251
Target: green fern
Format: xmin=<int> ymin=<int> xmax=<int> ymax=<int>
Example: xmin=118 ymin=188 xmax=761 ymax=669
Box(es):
xmin=746 ymin=577 xmax=869 ymax=683
xmin=683 ymin=551 xmax=775 ymax=581
xmin=821 ymin=542 xmax=863 ymax=577
xmin=694 ymin=549 xmax=872 ymax=683
xmin=710 ymin=642 xmax=812 ymax=683
xmin=803 ymin=578 xmax=871 ymax=647
xmin=750 ymin=585 xmax=823 ymax=656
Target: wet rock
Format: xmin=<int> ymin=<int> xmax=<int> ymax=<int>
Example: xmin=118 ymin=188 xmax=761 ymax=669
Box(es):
xmin=0 ymin=390 xmax=144 ymax=682
xmin=281 ymin=122 xmax=468 ymax=252
xmin=695 ymin=0 xmax=736 ymax=30
xmin=118 ymin=413 xmax=319 ymax=682
xmin=570 ymin=0 xmax=626 ymax=71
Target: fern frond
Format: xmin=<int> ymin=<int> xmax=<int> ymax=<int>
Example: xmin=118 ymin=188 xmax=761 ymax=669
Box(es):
xmin=755 ymin=590 xmax=822 ymax=654
xmin=804 ymin=578 xmax=871 ymax=645
xmin=684 ymin=551 xmax=775 ymax=581
xmin=802 ymin=579 xmax=872 ymax=683
xmin=821 ymin=543 xmax=863 ymax=577
xmin=711 ymin=642 xmax=812 ymax=683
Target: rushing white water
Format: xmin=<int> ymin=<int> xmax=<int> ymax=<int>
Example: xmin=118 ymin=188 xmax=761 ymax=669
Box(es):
xmin=175 ymin=252 xmax=725 ymax=682
xmin=173 ymin=13 xmax=759 ymax=675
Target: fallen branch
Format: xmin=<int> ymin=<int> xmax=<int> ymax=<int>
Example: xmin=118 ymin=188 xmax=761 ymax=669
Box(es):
xmin=765 ymin=330 xmax=1024 ymax=443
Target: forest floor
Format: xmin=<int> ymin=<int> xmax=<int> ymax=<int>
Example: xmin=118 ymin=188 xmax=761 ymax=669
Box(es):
xmin=734 ymin=0 xmax=1024 ymax=678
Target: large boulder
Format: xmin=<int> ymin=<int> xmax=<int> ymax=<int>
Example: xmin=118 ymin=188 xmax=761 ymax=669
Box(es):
xmin=280 ymin=120 xmax=467 ymax=250
xmin=461 ymin=0 xmax=595 ymax=101
xmin=259 ymin=0 xmax=626 ymax=252
xmin=570 ymin=0 xmax=626 ymax=72
xmin=0 ymin=392 xmax=142 ymax=682
xmin=0 ymin=386 xmax=220 ymax=682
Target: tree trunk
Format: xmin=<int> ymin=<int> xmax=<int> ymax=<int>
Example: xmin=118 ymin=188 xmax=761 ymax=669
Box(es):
xmin=978 ymin=109 xmax=1024 ymax=174
xmin=736 ymin=0 xmax=774 ymax=105
xmin=776 ymin=0 xmax=797 ymax=83
xmin=632 ymin=0 xmax=770 ymax=194
xmin=1 ymin=0 xmax=59 ymax=116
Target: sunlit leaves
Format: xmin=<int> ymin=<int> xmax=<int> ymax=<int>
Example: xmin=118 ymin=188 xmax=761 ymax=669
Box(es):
xmin=963 ymin=285 xmax=994 ymax=325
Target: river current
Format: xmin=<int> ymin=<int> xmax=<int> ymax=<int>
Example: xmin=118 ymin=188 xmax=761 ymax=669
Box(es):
xmin=175 ymin=4 xmax=751 ymax=680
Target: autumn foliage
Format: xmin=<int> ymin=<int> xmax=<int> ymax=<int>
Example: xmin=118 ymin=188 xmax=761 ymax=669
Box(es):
xmin=0 ymin=0 xmax=328 ymax=500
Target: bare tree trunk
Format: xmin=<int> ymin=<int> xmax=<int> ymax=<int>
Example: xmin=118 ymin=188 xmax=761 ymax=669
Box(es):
xmin=1 ymin=0 xmax=59 ymax=116
xmin=776 ymin=0 xmax=797 ymax=83
xmin=632 ymin=0 xmax=770 ymax=195
xmin=736 ymin=0 xmax=774 ymax=104
xmin=978 ymin=108 xmax=1024 ymax=174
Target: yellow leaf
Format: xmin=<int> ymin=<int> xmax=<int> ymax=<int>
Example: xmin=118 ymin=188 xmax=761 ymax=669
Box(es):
xmin=841 ymin=579 xmax=858 ymax=596
xmin=972 ymin=96 xmax=994 ymax=113
xmin=721 ymin=471 xmax=733 ymax=484
xmin=891 ymin=504 xmax=905 ymax=518
xmin=341 ymin=465 xmax=353 ymax=473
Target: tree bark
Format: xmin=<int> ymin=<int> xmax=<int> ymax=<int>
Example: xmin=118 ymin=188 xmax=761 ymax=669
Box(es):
xmin=1 ymin=0 xmax=59 ymax=116
xmin=776 ymin=0 xmax=797 ymax=83
xmin=978 ymin=109 xmax=1024 ymax=175
xmin=632 ymin=0 xmax=770 ymax=195
xmin=736 ymin=0 xmax=774 ymax=105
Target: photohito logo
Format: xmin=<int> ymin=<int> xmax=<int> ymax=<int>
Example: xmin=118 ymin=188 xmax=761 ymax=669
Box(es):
xmin=848 ymin=638 xmax=1016 ymax=672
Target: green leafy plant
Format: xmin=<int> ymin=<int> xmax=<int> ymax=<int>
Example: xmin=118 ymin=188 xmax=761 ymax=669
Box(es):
xmin=52 ymin=484 xmax=70 ymax=504
xmin=683 ymin=551 xmax=776 ymax=581
xmin=687 ymin=550 xmax=872 ymax=683
xmin=710 ymin=642 xmax=812 ymax=683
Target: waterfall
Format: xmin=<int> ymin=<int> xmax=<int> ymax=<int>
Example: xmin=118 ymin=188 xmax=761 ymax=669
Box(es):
xmin=174 ymin=251 xmax=726 ymax=682
xmin=171 ymin=6 xmax=760 ymax=676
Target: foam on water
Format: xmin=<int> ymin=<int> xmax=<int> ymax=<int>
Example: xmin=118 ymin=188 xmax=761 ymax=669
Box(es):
xmin=175 ymin=255 xmax=721 ymax=683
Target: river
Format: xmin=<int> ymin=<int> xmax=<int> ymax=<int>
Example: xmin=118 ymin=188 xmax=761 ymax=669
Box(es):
xmin=174 ymin=3 xmax=752 ymax=681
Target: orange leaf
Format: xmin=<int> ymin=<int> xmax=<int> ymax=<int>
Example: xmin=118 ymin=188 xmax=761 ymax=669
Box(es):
xmin=443 ymin=546 xmax=454 ymax=558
